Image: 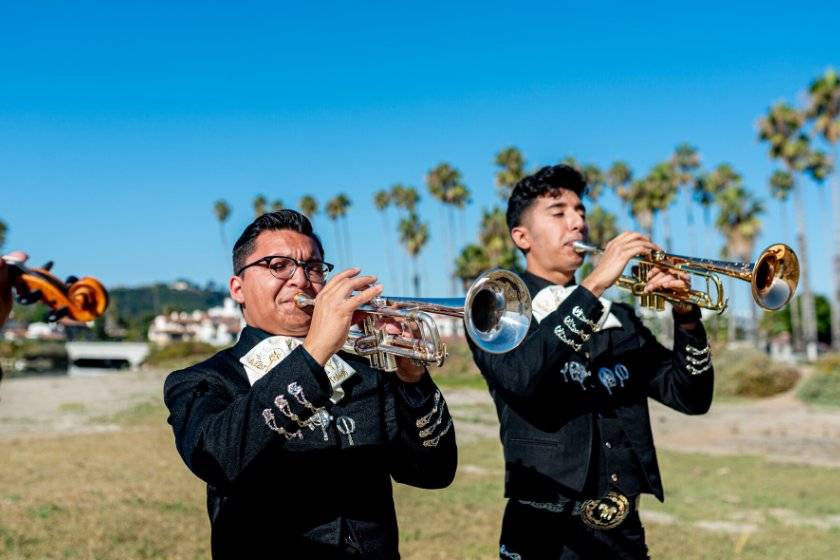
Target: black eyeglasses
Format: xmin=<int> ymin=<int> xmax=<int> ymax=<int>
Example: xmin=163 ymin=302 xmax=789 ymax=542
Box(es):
xmin=237 ymin=255 xmax=334 ymax=283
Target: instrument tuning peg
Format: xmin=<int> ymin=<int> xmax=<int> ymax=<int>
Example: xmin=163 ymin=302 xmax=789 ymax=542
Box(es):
xmin=47 ymin=307 xmax=70 ymax=322
xmin=65 ymin=275 xmax=79 ymax=284
xmin=43 ymin=261 xmax=54 ymax=271
xmin=16 ymin=289 xmax=42 ymax=305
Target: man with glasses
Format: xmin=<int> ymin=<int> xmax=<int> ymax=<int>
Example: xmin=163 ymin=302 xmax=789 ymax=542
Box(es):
xmin=164 ymin=210 xmax=456 ymax=559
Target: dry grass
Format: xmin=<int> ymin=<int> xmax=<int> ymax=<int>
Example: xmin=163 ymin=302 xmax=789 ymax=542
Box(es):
xmin=2 ymin=393 xmax=840 ymax=559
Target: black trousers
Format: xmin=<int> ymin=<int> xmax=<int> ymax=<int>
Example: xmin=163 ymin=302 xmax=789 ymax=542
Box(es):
xmin=499 ymin=499 xmax=650 ymax=560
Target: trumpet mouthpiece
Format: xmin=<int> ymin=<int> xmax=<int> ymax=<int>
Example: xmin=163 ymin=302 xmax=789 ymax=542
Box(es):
xmin=293 ymin=293 xmax=313 ymax=308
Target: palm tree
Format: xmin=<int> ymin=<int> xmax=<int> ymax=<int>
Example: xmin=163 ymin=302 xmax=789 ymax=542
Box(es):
xmin=426 ymin=163 xmax=467 ymax=295
xmin=672 ymin=144 xmax=702 ymax=253
xmin=495 ymin=146 xmax=526 ymax=200
xmin=715 ymin=185 xmax=764 ymax=343
xmin=271 ymin=199 xmax=284 ymax=211
xmin=806 ymin=68 xmax=840 ymax=349
xmin=391 ymin=185 xmax=421 ymax=292
xmin=769 ymin=170 xmax=794 ymax=230
xmin=581 ymin=164 xmax=605 ymax=203
xmin=758 ymin=102 xmax=828 ymax=361
xmin=391 ymin=184 xmax=419 ymax=212
xmin=584 ymin=206 xmax=618 ymax=272
xmin=398 ymin=212 xmax=429 ymax=296
xmin=626 ymin=178 xmax=655 ymax=238
xmin=253 ymin=194 xmax=267 ymax=217
xmin=299 ymin=195 xmax=318 ymax=220
xmin=646 ymin=162 xmax=679 ymax=251
xmin=373 ymin=189 xmax=398 ymax=289
xmin=0 ymin=219 xmax=7 ymax=251
xmin=325 ymin=196 xmax=343 ymax=269
xmin=767 ymin=169 xmax=800 ymax=346
xmin=213 ymin=200 xmax=231 ymax=254
xmin=606 ymin=161 xmax=633 ymax=229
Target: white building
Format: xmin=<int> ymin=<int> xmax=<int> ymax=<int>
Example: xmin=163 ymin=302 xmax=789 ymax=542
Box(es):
xmin=148 ymin=298 xmax=244 ymax=346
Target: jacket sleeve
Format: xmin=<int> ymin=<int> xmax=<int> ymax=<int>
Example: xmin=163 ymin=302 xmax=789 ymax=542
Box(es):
xmin=468 ymin=285 xmax=605 ymax=398
xmin=163 ymin=346 xmax=333 ymax=488
xmin=639 ymin=305 xmax=715 ymax=415
xmin=385 ymin=373 xmax=457 ymax=489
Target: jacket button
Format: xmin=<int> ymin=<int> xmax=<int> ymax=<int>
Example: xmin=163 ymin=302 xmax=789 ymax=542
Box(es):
xmin=605 ymin=441 xmax=612 ymax=449
xmin=610 ymin=473 xmax=619 ymax=483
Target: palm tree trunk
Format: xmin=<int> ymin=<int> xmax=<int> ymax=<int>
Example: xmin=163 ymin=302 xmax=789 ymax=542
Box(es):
xmin=341 ymin=217 xmax=353 ymax=265
xmin=218 ymin=225 xmax=228 ymax=256
xmin=447 ymin=207 xmax=457 ymax=296
xmin=727 ymin=278 xmax=737 ymax=344
xmin=412 ymin=256 xmax=420 ymax=296
xmin=831 ymin=145 xmax=840 ymax=351
xmin=662 ymin=209 xmax=672 ymax=252
xmin=381 ymin=213 xmax=398 ymax=290
xmin=686 ymin=190 xmax=697 ymax=255
xmin=790 ymin=296 xmax=802 ymax=352
xmin=332 ymin=221 xmax=342 ymax=269
xmin=792 ymin=182 xmax=818 ymax=361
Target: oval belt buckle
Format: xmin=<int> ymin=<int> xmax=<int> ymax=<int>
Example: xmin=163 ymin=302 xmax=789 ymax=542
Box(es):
xmin=580 ymin=491 xmax=630 ymax=530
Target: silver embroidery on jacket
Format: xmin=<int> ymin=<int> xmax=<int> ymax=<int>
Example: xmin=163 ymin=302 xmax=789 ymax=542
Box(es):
xmin=685 ymin=344 xmax=711 ymax=356
xmin=563 ymin=316 xmax=591 ymax=341
xmin=415 ymin=391 xmax=442 ymax=428
xmin=262 ymin=409 xmax=302 ymax=440
xmin=553 ymin=325 xmax=582 ymax=352
xmin=572 ymin=305 xmax=599 ymax=329
xmin=422 ymin=418 xmax=453 ymax=447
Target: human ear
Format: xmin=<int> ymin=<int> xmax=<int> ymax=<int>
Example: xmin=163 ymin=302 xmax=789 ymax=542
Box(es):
xmin=229 ymin=275 xmax=246 ymax=305
xmin=511 ymin=225 xmax=531 ymax=252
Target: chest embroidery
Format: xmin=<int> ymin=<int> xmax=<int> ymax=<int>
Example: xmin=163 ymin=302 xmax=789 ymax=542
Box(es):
xmin=598 ymin=364 xmax=630 ymax=395
xmin=560 ymin=361 xmax=591 ymax=389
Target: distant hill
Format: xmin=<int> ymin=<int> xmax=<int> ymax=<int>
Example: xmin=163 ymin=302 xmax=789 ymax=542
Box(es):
xmin=10 ymin=281 xmax=228 ymax=341
xmin=107 ymin=282 xmax=227 ymax=318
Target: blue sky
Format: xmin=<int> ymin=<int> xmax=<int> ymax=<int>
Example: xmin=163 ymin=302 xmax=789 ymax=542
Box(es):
xmin=1 ymin=1 xmax=838 ymax=314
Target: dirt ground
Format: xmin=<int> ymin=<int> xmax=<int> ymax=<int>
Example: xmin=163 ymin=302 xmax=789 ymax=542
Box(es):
xmin=2 ymin=369 xmax=840 ymax=469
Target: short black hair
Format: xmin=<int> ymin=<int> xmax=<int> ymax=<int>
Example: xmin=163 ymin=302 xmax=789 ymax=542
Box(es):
xmin=506 ymin=164 xmax=587 ymax=232
xmin=232 ymin=210 xmax=325 ymax=274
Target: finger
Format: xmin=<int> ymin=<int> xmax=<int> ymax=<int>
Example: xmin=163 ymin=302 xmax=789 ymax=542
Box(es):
xmin=347 ymin=284 xmax=384 ymax=307
xmin=374 ymin=316 xmax=403 ymax=335
xmin=325 ymin=267 xmax=361 ymax=287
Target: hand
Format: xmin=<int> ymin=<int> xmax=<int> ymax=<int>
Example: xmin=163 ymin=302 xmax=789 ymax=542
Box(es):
xmin=303 ymin=268 xmax=382 ymax=366
xmin=643 ymin=266 xmax=690 ymax=295
xmin=580 ymin=233 xmax=659 ymax=297
xmin=0 ymin=251 xmax=28 ymax=328
xmin=374 ymin=317 xmax=426 ymax=383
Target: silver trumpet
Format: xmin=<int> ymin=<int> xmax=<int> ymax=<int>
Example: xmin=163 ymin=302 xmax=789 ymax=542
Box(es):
xmin=294 ymin=269 xmax=532 ymax=372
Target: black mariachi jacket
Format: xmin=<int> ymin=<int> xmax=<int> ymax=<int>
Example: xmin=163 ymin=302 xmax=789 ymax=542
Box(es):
xmin=469 ymin=272 xmax=713 ymax=504
xmin=164 ymin=326 xmax=457 ymax=559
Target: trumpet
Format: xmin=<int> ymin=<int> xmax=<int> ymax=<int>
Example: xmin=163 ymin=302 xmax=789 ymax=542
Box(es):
xmin=572 ymin=241 xmax=799 ymax=313
xmin=294 ymin=269 xmax=532 ymax=372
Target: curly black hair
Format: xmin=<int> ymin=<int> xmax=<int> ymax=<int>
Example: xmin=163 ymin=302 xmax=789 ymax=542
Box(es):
xmin=505 ymin=164 xmax=587 ymax=232
xmin=232 ymin=210 xmax=325 ymax=274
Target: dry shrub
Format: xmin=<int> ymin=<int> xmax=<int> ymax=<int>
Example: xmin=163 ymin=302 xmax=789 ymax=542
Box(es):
xmin=714 ymin=347 xmax=800 ymax=398
xmin=797 ymin=353 xmax=840 ymax=407
xmin=144 ymin=341 xmax=218 ymax=369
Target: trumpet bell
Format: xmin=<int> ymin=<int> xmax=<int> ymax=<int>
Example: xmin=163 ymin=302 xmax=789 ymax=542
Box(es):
xmin=465 ymin=269 xmax=532 ymax=354
xmin=751 ymin=243 xmax=799 ymax=311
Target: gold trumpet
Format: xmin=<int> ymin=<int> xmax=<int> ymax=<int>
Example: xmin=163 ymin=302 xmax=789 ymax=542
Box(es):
xmin=572 ymin=241 xmax=800 ymax=313
xmin=294 ymin=269 xmax=532 ymax=372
